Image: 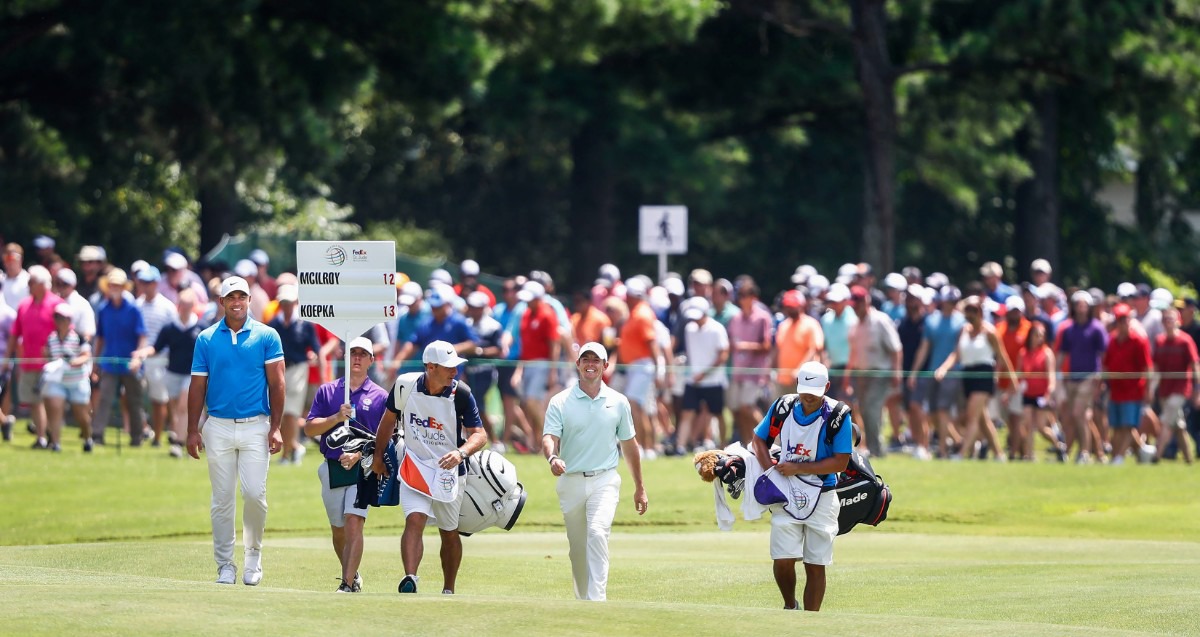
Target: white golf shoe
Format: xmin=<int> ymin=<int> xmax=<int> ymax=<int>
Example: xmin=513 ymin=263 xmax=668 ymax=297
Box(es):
xmin=216 ymin=564 xmax=237 ymax=585
xmin=243 ymin=550 xmax=262 ymax=586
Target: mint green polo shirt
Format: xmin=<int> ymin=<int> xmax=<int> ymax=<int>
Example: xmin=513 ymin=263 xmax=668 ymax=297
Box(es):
xmin=544 ymin=382 xmax=634 ymax=474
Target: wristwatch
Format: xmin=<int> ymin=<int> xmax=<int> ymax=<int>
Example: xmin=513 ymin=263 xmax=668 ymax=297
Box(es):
xmin=457 ymin=448 xmax=468 ymax=461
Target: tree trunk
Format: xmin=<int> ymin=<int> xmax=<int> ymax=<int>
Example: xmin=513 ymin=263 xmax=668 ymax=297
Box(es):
xmin=196 ymin=173 xmax=240 ymax=258
xmin=568 ymin=118 xmax=616 ymax=290
xmin=1014 ymin=87 xmax=1060 ymax=279
xmin=850 ymin=0 xmax=896 ymax=273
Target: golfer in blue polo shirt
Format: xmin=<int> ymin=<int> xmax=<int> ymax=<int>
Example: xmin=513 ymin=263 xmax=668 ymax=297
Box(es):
xmin=187 ymin=276 xmax=285 ymax=587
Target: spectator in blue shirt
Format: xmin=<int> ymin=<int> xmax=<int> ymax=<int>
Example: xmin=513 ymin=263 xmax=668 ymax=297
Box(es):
xmin=92 ymin=268 xmax=148 ymax=447
xmin=393 ymin=288 xmax=478 ymax=378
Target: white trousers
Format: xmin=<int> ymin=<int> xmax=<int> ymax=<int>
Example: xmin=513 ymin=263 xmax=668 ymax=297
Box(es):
xmin=556 ymin=469 xmax=621 ymax=601
xmin=201 ymin=416 xmax=270 ymax=568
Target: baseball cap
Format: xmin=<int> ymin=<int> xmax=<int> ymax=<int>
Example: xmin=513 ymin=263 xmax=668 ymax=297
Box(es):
xmin=938 ymin=286 xmax=962 ymax=304
xmin=398 ymin=281 xmax=423 ymax=305
xmin=624 ymin=277 xmax=648 ymax=298
xmin=429 ymin=268 xmax=453 ymax=286
xmin=517 ymin=280 xmax=545 ymax=303
xmin=460 ymin=259 xmax=480 ymax=277
xmin=1150 ymin=288 xmax=1174 ymax=311
xmin=78 ymin=245 xmax=106 ymax=262
xmin=106 ymin=268 xmax=128 ymax=287
xmin=1070 ymin=289 xmax=1094 ymax=306
xmin=33 ymin=235 xmax=55 ymax=250
xmin=56 ymin=268 xmax=77 ymax=288
xmin=781 ymin=289 xmax=805 ymax=308
xmin=277 ymin=284 xmax=299 ymax=302
xmin=598 ymin=263 xmax=621 ymax=282
xmin=234 ymin=259 xmax=257 ymax=278
xmin=163 ymin=252 xmax=187 ymax=271
xmin=136 ymin=265 xmax=161 ymax=283
xmin=577 ymin=341 xmax=608 ymax=362
xmin=1112 ymin=303 xmax=1132 ymax=319
xmin=791 ymin=264 xmax=818 ymax=285
xmin=426 ymin=289 xmax=448 ymax=308
xmin=806 ymin=275 xmax=829 ymax=295
xmin=130 ymin=259 xmax=149 ymax=276
xmin=825 ymin=283 xmax=851 ymax=303
xmin=849 ymin=285 xmax=870 ymax=301
xmin=219 ymin=276 xmax=250 ymax=298
xmin=837 ymin=263 xmax=858 ymax=279
xmin=1116 ymin=282 xmax=1136 ymax=298
xmin=53 ymin=303 xmax=73 ymax=319
xmin=466 ymin=290 xmax=489 ymax=308
xmin=925 ymin=272 xmax=949 ymax=290
xmin=689 ymin=268 xmax=713 ymax=286
xmin=422 ymin=340 xmax=468 ymax=368
xmin=795 ymin=361 xmax=830 ymax=396
xmin=683 ymin=296 xmax=710 ymax=320
xmin=348 ymin=336 xmax=374 ymax=356
xmin=1004 ymin=296 xmax=1025 ymax=313
xmin=663 ymin=277 xmax=685 ymax=297
xmin=1030 ymin=258 xmax=1052 ymax=274
xmin=883 ymin=272 xmax=907 ymax=291
xmin=248 ymin=249 xmax=270 ymax=266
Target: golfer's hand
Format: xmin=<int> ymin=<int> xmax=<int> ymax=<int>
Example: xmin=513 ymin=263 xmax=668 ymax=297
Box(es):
xmin=549 ymin=458 xmax=565 ymax=476
xmin=268 ymin=428 xmax=283 ymax=455
xmin=186 ymin=431 xmax=204 ymax=459
xmin=438 ymin=450 xmax=463 ymax=470
xmin=633 ymin=486 xmax=648 ymax=515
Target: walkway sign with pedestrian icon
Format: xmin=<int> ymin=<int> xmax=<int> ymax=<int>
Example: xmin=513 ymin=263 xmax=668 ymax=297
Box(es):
xmin=296 ymin=240 xmax=396 ymax=405
xmin=639 ymin=205 xmax=688 ymax=255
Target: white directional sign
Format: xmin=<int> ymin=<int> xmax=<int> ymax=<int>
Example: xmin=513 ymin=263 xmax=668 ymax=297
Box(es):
xmin=639 ymin=205 xmax=688 ymax=255
xmin=296 ymin=241 xmax=397 ymax=335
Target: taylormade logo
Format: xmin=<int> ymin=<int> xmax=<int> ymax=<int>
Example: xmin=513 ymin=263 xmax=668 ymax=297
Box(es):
xmin=841 ymin=492 xmax=868 ymax=506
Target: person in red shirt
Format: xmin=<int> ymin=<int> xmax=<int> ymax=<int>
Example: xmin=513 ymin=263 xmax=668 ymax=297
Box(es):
xmin=1017 ymin=323 xmax=1066 ymax=461
xmin=1102 ymin=303 xmax=1152 ymax=464
xmin=453 ymin=259 xmax=496 ymax=307
xmin=518 ymin=281 xmax=560 ymax=443
xmin=1153 ymin=309 xmax=1199 ymax=463
xmin=996 ymin=296 xmax=1031 ymax=456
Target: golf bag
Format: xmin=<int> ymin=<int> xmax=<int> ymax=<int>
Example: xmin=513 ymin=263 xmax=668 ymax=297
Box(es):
xmin=457 ymin=449 xmax=527 ymax=536
xmin=833 ymin=449 xmax=891 ymax=535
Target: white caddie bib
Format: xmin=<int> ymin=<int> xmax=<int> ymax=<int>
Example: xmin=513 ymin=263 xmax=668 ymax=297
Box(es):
xmin=772 ymin=401 xmax=830 ymax=522
xmin=398 ymin=379 xmax=461 ymax=503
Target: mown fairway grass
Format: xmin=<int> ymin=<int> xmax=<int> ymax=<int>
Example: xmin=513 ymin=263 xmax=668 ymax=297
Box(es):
xmin=2 ymin=422 xmax=1198 ymax=636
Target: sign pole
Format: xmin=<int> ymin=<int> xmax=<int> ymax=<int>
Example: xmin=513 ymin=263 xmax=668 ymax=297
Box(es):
xmin=658 ymin=251 xmax=667 ymax=286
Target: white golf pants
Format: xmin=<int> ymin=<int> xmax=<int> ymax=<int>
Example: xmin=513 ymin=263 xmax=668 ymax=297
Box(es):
xmin=556 ymin=469 xmax=621 ymax=601
xmin=201 ymin=416 xmax=270 ymax=568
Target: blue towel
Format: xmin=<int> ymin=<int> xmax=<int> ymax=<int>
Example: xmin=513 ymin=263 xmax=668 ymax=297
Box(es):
xmin=355 ymin=440 xmax=400 ymax=508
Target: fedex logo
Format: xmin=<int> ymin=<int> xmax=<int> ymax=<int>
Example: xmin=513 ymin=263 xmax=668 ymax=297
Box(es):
xmin=409 ymin=413 xmax=446 ymax=431
xmin=791 ymin=442 xmax=813 ymax=462
xmin=353 ymin=249 xmax=367 ymax=256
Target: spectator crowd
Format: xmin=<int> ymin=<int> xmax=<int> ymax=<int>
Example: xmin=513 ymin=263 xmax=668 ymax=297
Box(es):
xmin=3 ymin=234 xmax=1199 ymax=467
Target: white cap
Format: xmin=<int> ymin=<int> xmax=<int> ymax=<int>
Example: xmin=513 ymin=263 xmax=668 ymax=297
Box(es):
xmin=517 ymin=280 xmax=545 ymax=303
xmin=56 ymin=268 xmax=77 ymax=287
xmin=130 ymin=260 xmax=149 ymax=276
xmin=807 ymin=275 xmax=829 ymax=294
xmin=1116 ymin=282 xmax=1137 ymax=298
xmin=33 ymin=235 xmax=55 ymax=250
xmin=1005 ymin=296 xmax=1026 ymax=313
xmin=460 ymin=259 xmax=480 ymax=277
xmin=983 ymin=297 xmax=1001 ymax=316
xmin=577 ymin=341 xmax=608 ymax=362
xmin=1070 ymin=289 xmax=1094 ymax=306
xmin=430 ymin=268 xmax=453 ymax=286
xmin=248 ymin=249 xmax=270 ymax=266
xmin=277 ymin=284 xmax=299 ymax=302
xmin=925 ymin=272 xmax=949 ymax=289
xmin=219 ymin=276 xmax=251 ymax=298
xmin=663 ymin=277 xmax=685 ymax=297
xmin=624 ymin=277 xmax=647 ymax=298
xmin=907 ymin=283 xmax=927 ymax=299
xmin=1151 ymin=287 xmax=1174 ymax=311
xmin=422 ymin=340 xmax=468 ymax=368
xmin=598 ymin=263 xmax=621 ymax=282
xmin=348 ymin=336 xmax=374 ymax=356
xmin=683 ymin=296 xmax=710 ymax=320
xmin=1031 ymin=258 xmax=1052 ymax=274
xmin=791 ymin=264 xmax=818 ymax=285
xmin=78 ymin=245 xmax=107 ymax=262
xmin=466 ymin=290 xmax=489 ymax=308
xmin=28 ymin=265 xmax=52 ymax=285
xmin=796 ymin=361 xmax=830 ymax=396
xmin=883 ymin=272 xmax=907 ymax=291
xmin=399 ymin=281 xmax=422 ymax=305
xmin=837 ymin=263 xmax=858 ymax=279
xmin=234 ymin=259 xmax=257 ymax=278
xmin=1038 ymin=282 xmax=1062 ymax=301
xmin=163 ymin=251 xmax=187 ymax=271
xmin=825 ymin=282 xmax=851 ymax=303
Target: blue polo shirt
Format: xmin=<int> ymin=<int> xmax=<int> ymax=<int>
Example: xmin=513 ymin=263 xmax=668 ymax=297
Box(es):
xmin=96 ymin=298 xmax=146 ymax=374
xmin=408 ymin=311 xmax=479 ymax=375
xmin=192 ymin=317 xmax=285 ymax=418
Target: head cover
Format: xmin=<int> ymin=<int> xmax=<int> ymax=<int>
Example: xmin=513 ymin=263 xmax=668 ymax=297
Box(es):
xmin=106 ymin=268 xmax=128 ymax=287
xmin=163 ymin=252 xmax=187 ymax=271
xmin=925 ymin=272 xmax=949 ymax=290
xmin=1070 ymin=289 xmax=1094 ymax=306
xmin=1030 ymin=258 xmax=1052 ymax=274
xmin=689 ymin=268 xmax=713 ymax=286
xmin=825 ymin=283 xmax=851 ymax=303
xmin=422 ymin=340 xmax=468 ymax=368
xmin=806 ymin=275 xmax=829 ymax=295
xmin=135 ymin=266 xmax=161 ymax=283
xmin=54 ymin=303 xmax=73 ymax=319
xmin=1004 ymin=296 xmax=1025 ymax=313
xmin=624 ymin=277 xmax=648 ymax=298
xmin=791 ymin=264 xmax=818 ymax=285
xmin=683 ymin=296 xmax=710 ymax=320
xmin=276 ymin=284 xmax=299 ymax=302
xmin=663 ymin=277 xmax=685 ymax=297
xmin=517 ymin=280 xmax=545 ymax=303
xmin=1151 ymin=288 xmax=1174 ymax=311
xmin=129 ymin=260 xmax=150 ymax=277
xmin=598 ymin=263 xmax=621 ymax=282
xmin=426 ymin=289 xmax=448 ymax=308
xmin=1135 ymin=283 xmax=1152 ymax=298
xmin=348 ymin=336 xmax=374 ymax=356
xmin=1112 ymin=303 xmax=1132 ymax=319
xmin=883 ymin=272 xmax=907 ymax=291
xmin=234 ymin=259 xmax=257 ymax=278
xmin=466 ymin=290 xmax=489 ymax=308
xmin=837 ymin=263 xmax=858 ymax=279
xmin=33 ymin=235 xmax=55 ymax=250
xmin=781 ymin=289 xmax=805 ymax=308
xmin=399 ymin=281 xmax=422 ymax=305
xmin=78 ymin=245 xmax=107 ymax=262
xmin=460 ymin=259 xmax=480 ymax=277
xmin=248 ymin=249 xmax=270 ymax=266
xmin=938 ymin=286 xmax=962 ymax=304
xmin=577 ymin=341 xmax=608 ymax=362
xmin=429 ymin=268 xmax=453 ymax=286
xmin=56 ymin=268 xmax=77 ymax=288
xmin=906 ymin=283 xmax=926 ymax=300
xmin=1116 ymin=282 xmax=1137 ymax=299
xmin=219 ymin=276 xmax=250 ymax=298
xmin=796 ymin=361 xmax=830 ymax=396
xmin=849 ymin=285 xmax=870 ymax=301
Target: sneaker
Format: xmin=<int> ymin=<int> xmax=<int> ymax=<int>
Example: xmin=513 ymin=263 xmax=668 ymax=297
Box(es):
xmin=912 ymin=446 xmax=932 ymax=461
xmin=216 ymin=564 xmax=237 ymax=585
xmin=293 ymin=444 xmax=306 ymax=466
xmin=167 ymin=431 xmax=180 ymax=446
xmin=1 ymin=420 xmax=10 ymax=442
xmin=151 ymin=438 xmax=162 ymax=448
xmin=398 ymin=574 xmax=419 ymax=594
xmin=31 ymin=438 xmax=47 ymax=450
xmin=1111 ymin=455 xmax=1125 ymax=466
xmin=169 ymin=444 xmax=184 ymax=458
xmin=91 ymin=435 xmax=107 ymax=446
xmin=83 ymin=439 xmax=94 ymax=453
xmin=441 ymin=589 xmax=454 ymax=595
xmin=243 ymin=550 xmax=262 ymax=586
xmin=49 ymin=442 xmax=61 ymax=453
xmin=336 ymin=581 xmax=354 ymax=593
xmin=26 ymin=421 xmax=36 ymax=435
xmin=353 ymin=572 xmax=363 ymax=591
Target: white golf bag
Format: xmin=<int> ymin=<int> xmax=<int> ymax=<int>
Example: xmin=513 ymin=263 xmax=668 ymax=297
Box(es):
xmin=457 ymin=449 xmax=527 ymax=536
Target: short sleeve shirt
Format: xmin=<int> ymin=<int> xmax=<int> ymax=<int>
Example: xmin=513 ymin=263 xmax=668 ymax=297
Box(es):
xmin=307 ymin=377 xmax=390 ymax=460
xmin=544 ymin=382 xmax=634 ymax=474
xmin=754 ymin=397 xmax=854 ymax=487
xmin=191 ymin=317 xmax=285 ymax=418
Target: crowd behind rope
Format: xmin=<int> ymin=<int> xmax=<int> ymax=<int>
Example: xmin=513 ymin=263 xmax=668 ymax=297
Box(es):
xmin=2 ymin=235 xmax=1198 ymax=467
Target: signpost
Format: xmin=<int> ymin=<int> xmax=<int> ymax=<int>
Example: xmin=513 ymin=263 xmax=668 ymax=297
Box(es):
xmin=296 ymin=241 xmax=397 ymax=407
xmin=638 ymin=205 xmax=688 ymax=283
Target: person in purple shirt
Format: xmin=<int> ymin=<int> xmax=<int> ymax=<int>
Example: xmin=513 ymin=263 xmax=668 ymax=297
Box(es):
xmin=304 ymin=336 xmax=389 ymax=593
xmin=1056 ymin=290 xmax=1109 ymax=464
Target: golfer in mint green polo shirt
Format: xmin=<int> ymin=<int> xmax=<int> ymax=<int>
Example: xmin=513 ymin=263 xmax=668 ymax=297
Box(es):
xmin=543 ymin=341 xmax=649 ymax=601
